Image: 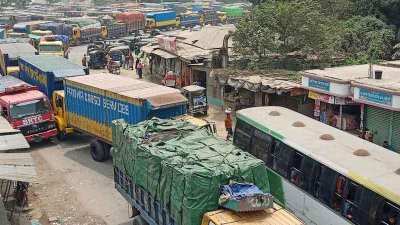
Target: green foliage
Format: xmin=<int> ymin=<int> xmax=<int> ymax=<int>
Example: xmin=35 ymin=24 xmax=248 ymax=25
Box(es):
xmin=233 ymin=0 xmax=337 ymax=69
xmin=46 ymin=0 xmax=61 ymax=4
xmin=340 ymin=16 xmax=395 ymax=60
xmin=92 ymin=0 xmax=108 ymax=5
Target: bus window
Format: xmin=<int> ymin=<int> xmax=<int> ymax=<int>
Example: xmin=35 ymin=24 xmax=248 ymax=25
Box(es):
xmin=233 ymin=120 xmax=254 ymax=151
xmin=313 ymin=165 xmax=324 ymax=197
xmin=317 ymin=167 xmax=337 ymax=205
xmin=289 ymin=152 xmax=303 ymax=186
xmin=272 ymin=143 xmax=293 ymax=178
xmin=299 ymin=156 xmax=316 ymax=193
xmin=341 ymin=182 xmax=361 ymax=222
xmin=332 ymin=175 xmax=346 ymax=211
xmin=250 ymin=129 xmax=273 ymax=162
xmin=380 ymin=202 xmax=400 ymax=225
xmin=355 ymin=187 xmax=376 ymax=225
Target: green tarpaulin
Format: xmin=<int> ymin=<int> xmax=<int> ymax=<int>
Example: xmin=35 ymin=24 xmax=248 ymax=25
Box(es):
xmin=111 ymin=118 xmax=270 ymax=225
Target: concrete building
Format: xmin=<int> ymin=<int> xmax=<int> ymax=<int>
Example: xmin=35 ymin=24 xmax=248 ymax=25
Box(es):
xmin=301 ymin=63 xmax=400 ymax=153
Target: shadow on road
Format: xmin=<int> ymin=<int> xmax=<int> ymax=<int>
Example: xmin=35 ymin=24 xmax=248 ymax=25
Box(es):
xmin=63 ymin=144 xmax=114 ymax=179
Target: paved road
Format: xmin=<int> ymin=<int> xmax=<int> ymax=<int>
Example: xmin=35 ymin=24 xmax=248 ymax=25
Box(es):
xmin=27 ymin=40 xmax=228 ymax=225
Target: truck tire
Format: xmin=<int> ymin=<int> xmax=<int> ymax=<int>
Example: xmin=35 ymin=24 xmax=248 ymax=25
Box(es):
xmin=102 ymin=142 xmax=111 ymax=160
xmin=132 ymin=216 xmax=148 ymax=225
xmin=90 ymin=140 xmax=105 ymax=162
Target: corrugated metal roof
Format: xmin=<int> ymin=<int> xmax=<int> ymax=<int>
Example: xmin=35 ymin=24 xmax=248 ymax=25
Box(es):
xmin=53 ymin=68 xmax=87 ymax=78
xmin=152 ymin=49 xmax=177 ymax=59
xmin=0 ymin=117 xmax=29 ymax=151
xmin=0 ymin=42 xmax=37 ymax=59
xmin=20 ymin=55 xmax=86 ymax=72
xmin=0 ymin=153 xmax=37 ymax=183
xmin=0 ymin=75 xmax=32 ymax=93
xmin=66 ymin=74 xmax=187 ymax=107
xmin=182 ymin=25 xmax=235 ymax=50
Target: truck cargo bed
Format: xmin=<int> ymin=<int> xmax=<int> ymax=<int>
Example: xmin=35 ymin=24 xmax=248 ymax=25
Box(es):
xmin=114 ymin=166 xmax=177 ymax=225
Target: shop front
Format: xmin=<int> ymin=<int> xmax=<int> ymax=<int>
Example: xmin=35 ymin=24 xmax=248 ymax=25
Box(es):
xmin=353 ymin=86 xmax=400 ymax=153
xmin=308 ymin=91 xmax=360 ymax=132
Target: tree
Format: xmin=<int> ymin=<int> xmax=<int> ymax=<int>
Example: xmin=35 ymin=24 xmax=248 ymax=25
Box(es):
xmin=92 ymin=0 xmax=107 ymax=5
xmin=46 ymin=0 xmax=62 ymax=5
xmin=340 ymin=16 xmax=395 ymax=61
xmin=233 ymin=0 xmax=338 ymax=69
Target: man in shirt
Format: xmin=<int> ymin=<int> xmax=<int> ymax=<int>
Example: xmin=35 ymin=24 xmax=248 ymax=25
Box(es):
xmin=224 ymin=108 xmax=233 ymax=140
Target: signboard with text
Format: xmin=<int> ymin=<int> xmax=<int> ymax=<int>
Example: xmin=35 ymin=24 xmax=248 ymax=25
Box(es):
xmin=157 ymin=37 xmax=177 ymax=53
xmin=308 ymin=79 xmax=330 ymax=91
xmin=359 ymin=89 xmax=392 ymax=106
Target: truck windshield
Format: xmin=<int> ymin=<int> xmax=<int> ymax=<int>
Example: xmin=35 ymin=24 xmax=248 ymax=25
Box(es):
xmin=10 ymin=99 xmax=50 ymax=120
xmin=39 ymin=45 xmax=62 ymax=52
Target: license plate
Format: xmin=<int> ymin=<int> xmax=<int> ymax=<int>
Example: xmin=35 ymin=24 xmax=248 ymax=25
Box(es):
xmin=34 ymin=136 xmax=42 ymax=143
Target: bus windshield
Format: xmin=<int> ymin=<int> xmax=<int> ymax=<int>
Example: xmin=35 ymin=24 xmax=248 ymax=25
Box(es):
xmin=10 ymin=99 xmax=50 ymax=120
xmin=39 ymin=45 xmax=62 ymax=52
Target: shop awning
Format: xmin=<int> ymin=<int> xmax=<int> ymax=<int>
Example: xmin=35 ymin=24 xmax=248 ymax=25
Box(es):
xmin=0 ymin=153 xmax=38 ymax=183
xmin=141 ymin=45 xmax=158 ymax=54
xmin=0 ymin=117 xmax=29 ymax=151
xmin=152 ymin=49 xmax=177 ymax=59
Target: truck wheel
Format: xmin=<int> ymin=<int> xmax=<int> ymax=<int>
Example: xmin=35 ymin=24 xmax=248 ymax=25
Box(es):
xmin=57 ymin=129 xmax=66 ymax=141
xmin=90 ymin=140 xmax=105 ymax=162
xmin=132 ymin=216 xmax=148 ymax=225
xmin=102 ymin=142 xmax=111 ymax=160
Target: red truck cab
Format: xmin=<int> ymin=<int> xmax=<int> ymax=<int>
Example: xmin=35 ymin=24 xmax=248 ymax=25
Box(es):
xmin=0 ymin=76 xmax=57 ymax=143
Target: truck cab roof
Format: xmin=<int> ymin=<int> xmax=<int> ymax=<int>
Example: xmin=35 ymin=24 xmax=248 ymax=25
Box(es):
xmin=205 ymin=204 xmax=304 ymax=225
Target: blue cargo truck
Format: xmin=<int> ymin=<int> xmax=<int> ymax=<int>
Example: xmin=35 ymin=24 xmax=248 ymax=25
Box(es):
xmin=18 ymin=55 xmax=89 ymax=99
xmin=59 ymin=74 xmax=187 ymax=161
xmin=146 ymin=11 xmax=177 ymax=30
xmin=177 ymin=13 xmax=200 ymax=28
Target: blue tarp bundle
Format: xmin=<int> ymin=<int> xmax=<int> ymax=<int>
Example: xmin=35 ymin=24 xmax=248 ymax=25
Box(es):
xmin=221 ymin=183 xmax=264 ymax=200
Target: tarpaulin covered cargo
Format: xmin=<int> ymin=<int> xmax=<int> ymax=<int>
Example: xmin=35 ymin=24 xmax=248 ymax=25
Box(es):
xmin=19 ymin=55 xmax=88 ymax=98
xmin=112 ymin=118 xmax=270 ymax=225
xmin=63 ymin=18 xmax=101 ymax=30
xmin=38 ymin=23 xmax=73 ymax=37
xmin=115 ymin=12 xmax=146 ymax=24
xmin=64 ymin=74 xmax=187 ymax=143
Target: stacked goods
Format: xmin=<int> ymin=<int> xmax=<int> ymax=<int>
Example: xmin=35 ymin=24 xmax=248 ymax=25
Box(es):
xmin=38 ymin=23 xmax=73 ymax=37
xmin=112 ymin=118 xmax=270 ymax=225
xmin=64 ymin=19 xmax=101 ymax=29
xmin=115 ymin=12 xmax=145 ymax=24
xmin=221 ymin=6 xmax=244 ymax=18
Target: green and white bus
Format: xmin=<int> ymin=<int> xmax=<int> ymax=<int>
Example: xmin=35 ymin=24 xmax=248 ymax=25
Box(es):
xmin=234 ymin=106 xmax=400 ymax=225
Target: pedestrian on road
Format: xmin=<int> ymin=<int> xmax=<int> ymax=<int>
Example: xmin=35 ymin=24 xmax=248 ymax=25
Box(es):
xmin=137 ymin=61 xmax=143 ymax=79
xmin=85 ymin=54 xmax=91 ymax=68
xmin=128 ymin=53 xmax=134 ymax=70
xmin=224 ymin=108 xmax=233 ymax=140
xmin=135 ymin=57 xmax=139 ymax=71
xmin=121 ymin=54 xmax=126 ymax=69
xmin=82 ymin=54 xmax=87 ymax=66
xmin=106 ymin=53 xmax=111 ymax=69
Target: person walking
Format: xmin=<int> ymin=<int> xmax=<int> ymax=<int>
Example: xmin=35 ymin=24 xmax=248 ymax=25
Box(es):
xmin=135 ymin=57 xmax=139 ymax=71
xmin=224 ymin=108 xmax=233 ymax=140
xmin=128 ymin=53 xmax=134 ymax=70
xmin=106 ymin=53 xmax=111 ymax=70
xmin=85 ymin=54 xmax=91 ymax=68
xmin=82 ymin=54 xmax=87 ymax=67
xmin=121 ymin=54 xmax=126 ymax=69
xmin=136 ymin=61 xmax=143 ymax=79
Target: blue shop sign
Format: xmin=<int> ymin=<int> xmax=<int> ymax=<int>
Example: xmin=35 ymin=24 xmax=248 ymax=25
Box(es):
xmin=309 ymin=79 xmax=330 ymax=91
xmin=359 ymin=89 xmax=392 ymax=106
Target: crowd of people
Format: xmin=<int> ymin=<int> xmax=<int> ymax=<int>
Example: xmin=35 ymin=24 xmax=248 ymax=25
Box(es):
xmin=82 ymin=51 xmax=143 ymax=79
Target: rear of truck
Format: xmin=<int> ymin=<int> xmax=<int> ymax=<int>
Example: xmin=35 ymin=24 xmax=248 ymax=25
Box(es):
xmin=116 ymin=12 xmax=146 ymax=35
xmin=112 ymin=119 xmax=304 ymax=225
xmin=146 ymin=11 xmax=177 ymax=30
xmin=63 ymin=74 xmax=187 ymax=161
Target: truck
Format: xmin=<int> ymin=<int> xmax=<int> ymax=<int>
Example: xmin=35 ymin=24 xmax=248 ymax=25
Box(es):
xmin=37 ymin=23 xmax=73 ymax=37
xmin=146 ymin=11 xmax=177 ymax=30
xmin=61 ymin=18 xmax=105 ymax=45
xmin=112 ymin=118 xmax=305 ymax=225
xmin=0 ymin=29 xmax=6 ymax=39
xmin=200 ymin=9 xmax=219 ymax=25
xmin=221 ymin=6 xmax=244 ymax=23
xmin=103 ymin=22 xmax=126 ymax=39
xmin=0 ymin=42 xmax=38 ymax=76
xmin=0 ymin=76 xmax=58 ymax=143
xmin=12 ymin=21 xmax=50 ymax=34
xmin=115 ymin=12 xmax=146 ymax=35
xmin=18 ymin=55 xmax=88 ymax=99
xmin=54 ymin=74 xmax=187 ymax=161
xmin=38 ymin=35 xmax=70 ymax=58
xmin=176 ymin=13 xmax=200 ymax=28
